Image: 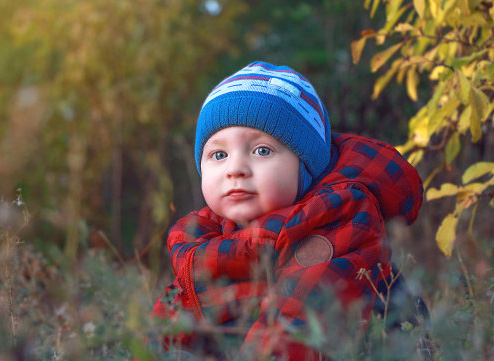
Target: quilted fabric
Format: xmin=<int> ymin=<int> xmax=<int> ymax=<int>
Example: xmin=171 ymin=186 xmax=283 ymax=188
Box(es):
xmin=152 ymin=133 xmax=423 ymax=361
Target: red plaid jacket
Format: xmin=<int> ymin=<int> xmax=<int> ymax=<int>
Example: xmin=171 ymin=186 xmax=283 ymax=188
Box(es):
xmin=152 ymin=133 xmax=423 ymax=360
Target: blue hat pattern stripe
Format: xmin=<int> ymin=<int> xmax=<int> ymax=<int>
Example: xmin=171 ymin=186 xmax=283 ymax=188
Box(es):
xmin=202 ymin=75 xmax=326 ymax=140
xmin=247 ymin=62 xmax=310 ymax=82
xmin=213 ymin=75 xmax=271 ymax=90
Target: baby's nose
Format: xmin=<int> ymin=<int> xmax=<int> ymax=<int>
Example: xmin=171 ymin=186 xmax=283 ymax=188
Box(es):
xmin=226 ymin=154 xmax=252 ymax=178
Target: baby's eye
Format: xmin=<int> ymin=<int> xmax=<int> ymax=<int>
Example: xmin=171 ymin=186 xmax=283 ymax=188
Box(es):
xmin=254 ymin=147 xmax=271 ymax=156
xmin=212 ymin=151 xmax=227 ymax=160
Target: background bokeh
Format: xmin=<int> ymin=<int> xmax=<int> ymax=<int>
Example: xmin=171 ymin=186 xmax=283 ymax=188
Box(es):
xmin=1 ymin=1 xmax=493 ymax=360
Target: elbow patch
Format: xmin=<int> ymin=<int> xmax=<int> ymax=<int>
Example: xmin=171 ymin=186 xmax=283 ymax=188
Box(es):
xmin=295 ymin=234 xmax=334 ymax=267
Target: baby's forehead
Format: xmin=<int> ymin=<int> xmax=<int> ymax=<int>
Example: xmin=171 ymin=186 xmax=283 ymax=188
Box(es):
xmin=205 ymin=126 xmax=273 ymax=144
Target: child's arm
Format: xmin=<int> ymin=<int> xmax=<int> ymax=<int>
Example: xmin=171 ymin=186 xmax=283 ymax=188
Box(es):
xmin=241 ymin=183 xmax=389 ymax=360
xmin=166 ymin=206 xmax=285 ymax=318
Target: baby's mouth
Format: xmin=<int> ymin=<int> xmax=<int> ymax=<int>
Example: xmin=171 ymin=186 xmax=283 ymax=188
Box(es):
xmin=225 ymin=189 xmax=255 ymax=200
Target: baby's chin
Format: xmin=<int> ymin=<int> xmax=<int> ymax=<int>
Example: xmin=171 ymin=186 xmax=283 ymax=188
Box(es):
xmin=221 ymin=212 xmax=262 ymax=228
xmin=225 ymin=215 xmax=255 ymax=228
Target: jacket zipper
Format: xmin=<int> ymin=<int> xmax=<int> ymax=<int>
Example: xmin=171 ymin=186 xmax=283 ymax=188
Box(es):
xmin=182 ymin=249 xmax=204 ymax=320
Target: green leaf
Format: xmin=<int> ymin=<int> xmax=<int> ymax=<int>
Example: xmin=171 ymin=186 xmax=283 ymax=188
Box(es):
xmin=445 ymin=132 xmax=460 ymax=165
xmin=426 ymin=183 xmax=459 ymax=200
xmin=436 ymin=213 xmax=458 ymax=257
xmin=370 ymin=42 xmax=403 ymax=72
xmin=462 ymin=162 xmax=494 ymax=184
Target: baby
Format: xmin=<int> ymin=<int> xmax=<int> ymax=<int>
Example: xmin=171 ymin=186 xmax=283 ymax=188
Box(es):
xmin=152 ymin=61 xmax=423 ymax=361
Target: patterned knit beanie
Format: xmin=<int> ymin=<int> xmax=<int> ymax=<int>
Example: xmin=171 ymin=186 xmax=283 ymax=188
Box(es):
xmin=195 ymin=61 xmax=332 ymax=200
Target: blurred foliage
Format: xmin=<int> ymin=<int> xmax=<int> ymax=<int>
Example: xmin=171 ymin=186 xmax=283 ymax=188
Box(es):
xmin=1 ymin=0 xmax=493 ymax=360
xmin=352 ymin=0 xmax=494 ymax=257
xmin=0 ymin=0 xmax=245 ymax=261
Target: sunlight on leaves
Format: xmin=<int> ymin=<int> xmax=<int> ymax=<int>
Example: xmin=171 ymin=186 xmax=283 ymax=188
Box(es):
xmin=436 ymin=213 xmax=458 ymax=257
xmin=462 ymin=162 xmax=494 ymax=184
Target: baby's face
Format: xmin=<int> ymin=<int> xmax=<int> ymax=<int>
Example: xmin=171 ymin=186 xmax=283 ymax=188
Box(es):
xmin=201 ymin=127 xmax=299 ymax=227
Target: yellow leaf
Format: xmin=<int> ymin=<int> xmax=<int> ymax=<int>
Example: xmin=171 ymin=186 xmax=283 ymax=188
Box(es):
xmin=461 ymin=13 xmax=488 ymax=26
xmin=423 ymin=166 xmax=442 ymax=190
xmin=395 ymin=139 xmax=415 ymax=155
xmin=414 ymin=0 xmax=425 ymax=18
xmin=426 ymin=183 xmax=459 ymax=200
xmin=351 ymin=38 xmax=367 ymax=64
xmin=383 ymin=4 xmax=409 ymax=32
xmin=458 ymin=0 xmax=470 ymax=15
xmin=461 ymin=182 xmax=489 ymax=194
xmin=429 ymin=65 xmax=449 ymax=80
xmin=407 ymin=150 xmax=424 ymax=166
xmin=458 ymin=105 xmax=471 ymax=134
xmin=370 ymin=42 xmax=403 ymax=72
xmin=409 ymin=106 xmax=430 ymax=147
xmin=371 ymin=59 xmax=401 ymax=99
xmin=471 ymin=87 xmax=490 ymax=119
xmin=427 ymin=81 xmax=447 ymax=117
xmin=406 ymin=67 xmax=419 ymax=101
xmin=469 ymin=88 xmax=487 ymax=143
xmin=436 ymin=213 xmax=458 ymax=257
xmin=462 ymin=161 xmax=494 ymax=183
xmin=376 ymin=34 xmax=386 ymax=45
xmin=396 ymin=66 xmax=406 ymax=84
xmin=402 ymin=56 xmax=430 ymax=68
xmin=428 ymin=97 xmax=460 ymax=136
xmin=371 ymin=0 xmax=381 ymax=18
xmin=429 ymin=0 xmax=438 ymax=18
xmin=395 ymin=23 xmax=416 ymax=32
xmin=455 ymin=70 xmax=470 ymax=104
xmin=445 ymin=132 xmax=460 ymax=165
xmin=469 ymin=104 xmax=482 ymax=143
xmin=385 ymin=0 xmax=402 ymax=20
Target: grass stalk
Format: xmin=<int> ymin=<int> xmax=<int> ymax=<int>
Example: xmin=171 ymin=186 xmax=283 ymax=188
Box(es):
xmin=5 ymin=236 xmax=17 ymax=346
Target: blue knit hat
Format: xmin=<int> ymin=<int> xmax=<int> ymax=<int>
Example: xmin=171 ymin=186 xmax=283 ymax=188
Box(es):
xmin=195 ymin=61 xmax=332 ymax=200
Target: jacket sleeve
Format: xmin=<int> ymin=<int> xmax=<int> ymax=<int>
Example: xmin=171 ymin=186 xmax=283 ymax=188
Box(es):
xmin=167 ymin=206 xmax=286 ymax=318
xmin=242 ymin=183 xmax=390 ymax=361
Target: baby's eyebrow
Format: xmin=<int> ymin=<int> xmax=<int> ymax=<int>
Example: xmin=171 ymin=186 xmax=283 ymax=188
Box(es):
xmin=205 ymin=138 xmax=226 ymax=146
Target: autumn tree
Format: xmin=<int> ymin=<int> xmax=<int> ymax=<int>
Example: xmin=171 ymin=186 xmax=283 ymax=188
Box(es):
xmin=353 ymin=0 xmax=494 ymax=257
